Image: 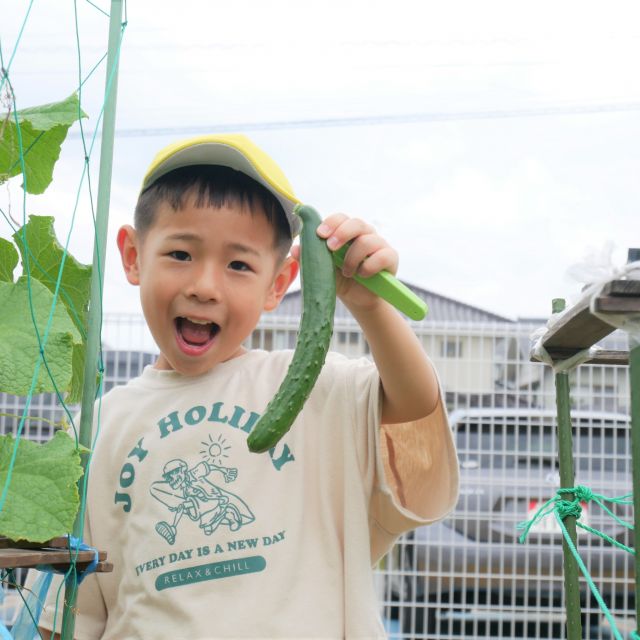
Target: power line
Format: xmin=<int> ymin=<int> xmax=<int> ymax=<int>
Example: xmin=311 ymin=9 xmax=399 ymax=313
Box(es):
xmin=68 ymin=100 xmax=640 ymax=139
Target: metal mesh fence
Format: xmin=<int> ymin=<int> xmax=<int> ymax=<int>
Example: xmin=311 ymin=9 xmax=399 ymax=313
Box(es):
xmin=1 ymin=313 xmax=634 ymax=637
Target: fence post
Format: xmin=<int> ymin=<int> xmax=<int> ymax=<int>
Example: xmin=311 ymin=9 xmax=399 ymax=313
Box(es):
xmin=629 ymin=336 xmax=640 ymax=628
xmin=60 ymin=1 xmax=123 ymax=638
xmin=552 ymin=298 xmax=583 ymax=640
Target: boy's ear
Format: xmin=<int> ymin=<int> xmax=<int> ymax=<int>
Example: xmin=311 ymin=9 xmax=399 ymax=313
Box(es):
xmin=117 ymin=225 xmax=141 ymax=285
xmin=264 ymin=256 xmax=299 ymax=311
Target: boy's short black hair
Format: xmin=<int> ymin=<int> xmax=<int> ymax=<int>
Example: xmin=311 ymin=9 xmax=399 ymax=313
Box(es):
xmin=134 ymin=165 xmax=293 ymax=260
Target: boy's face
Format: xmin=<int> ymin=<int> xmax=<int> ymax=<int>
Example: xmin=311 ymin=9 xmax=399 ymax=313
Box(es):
xmin=118 ymin=195 xmax=297 ymax=376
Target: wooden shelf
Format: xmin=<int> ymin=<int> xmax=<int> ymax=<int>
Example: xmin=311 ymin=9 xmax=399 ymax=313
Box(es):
xmin=532 ymin=349 xmax=629 ymax=366
xmin=0 ymin=537 xmax=112 ymax=573
xmin=530 ymin=279 xmax=640 ymax=362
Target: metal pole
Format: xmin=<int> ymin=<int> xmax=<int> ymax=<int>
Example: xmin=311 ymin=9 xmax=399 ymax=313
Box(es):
xmin=552 ymin=298 xmax=583 ymax=640
xmin=60 ymin=2 xmax=123 ymax=637
xmin=629 ymin=337 xmax=640 ymax=627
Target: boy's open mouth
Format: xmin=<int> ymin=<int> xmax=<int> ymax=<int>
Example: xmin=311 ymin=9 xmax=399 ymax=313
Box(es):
xmin=176 ymin=317 xmax=220 ymax=348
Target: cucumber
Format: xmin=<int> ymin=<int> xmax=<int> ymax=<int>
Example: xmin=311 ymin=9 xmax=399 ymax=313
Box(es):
xmin=247 ymin=204 xmax=336 ymax=453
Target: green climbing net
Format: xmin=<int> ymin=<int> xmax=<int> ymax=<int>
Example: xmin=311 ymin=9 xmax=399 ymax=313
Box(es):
xmin=1 ymin=1 xmax=127 ymax=637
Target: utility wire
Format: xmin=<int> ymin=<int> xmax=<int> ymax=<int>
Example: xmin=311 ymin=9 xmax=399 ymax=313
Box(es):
xmin=68 ymin=100 xmax=640 ymax=139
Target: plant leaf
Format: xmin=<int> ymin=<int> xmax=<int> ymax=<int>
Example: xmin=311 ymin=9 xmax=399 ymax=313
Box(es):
xmin=0 ymin=277 xmax=80 ymax=396
xmin=0 ymin=120 xmax=69 ymax=195
xmin=0 ymin=237 xmax=18 ymax=282
xmin=67 ymin=342 xmax=87 ymax=405
xmin=14 ymin=95 xmax=88 ymax=131
xmin=0 ymin=94 xmax=87 ymax=195
xmin=0 ymin=431 xmax=83 ymax=543
xmin=13 ymin=215 xmax=91 ymax=338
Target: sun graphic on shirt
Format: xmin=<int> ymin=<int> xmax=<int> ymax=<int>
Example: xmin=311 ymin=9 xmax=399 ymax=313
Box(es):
xmin=200 ymin=434 xmax=231 ymax=466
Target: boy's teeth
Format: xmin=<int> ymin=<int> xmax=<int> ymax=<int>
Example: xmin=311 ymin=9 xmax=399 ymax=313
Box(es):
xmin=185 ymin=317 xmax=210 ymax=325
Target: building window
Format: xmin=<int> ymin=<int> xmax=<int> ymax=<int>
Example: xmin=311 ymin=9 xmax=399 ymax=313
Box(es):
xmin=580 ymin=384 xmax=617 ymax=412
xmin=441 ymin=338 xmax=463 ymax=358
xmin=337 ymin=331 xmax=360 ymax=345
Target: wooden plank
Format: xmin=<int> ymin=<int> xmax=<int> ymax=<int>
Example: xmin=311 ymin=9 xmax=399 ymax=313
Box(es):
xmin=0 ymin=547 xmax=112 ymax=572
xmin=542 ymin=304 xmax=615 ymax=352
xmin=601 ymin=279 xmax=640 ymax=297
xmin=595 ymin=296 xmax=640 ymax=313
xmin=540 ymin=282 xmax=640 ymax=354
xmin=531 ymin=349 xmax=629 ymax=366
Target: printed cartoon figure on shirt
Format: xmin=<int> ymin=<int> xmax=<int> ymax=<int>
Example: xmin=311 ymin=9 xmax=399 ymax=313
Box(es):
xmin=151 ymin=439 xmax=254 ymax=545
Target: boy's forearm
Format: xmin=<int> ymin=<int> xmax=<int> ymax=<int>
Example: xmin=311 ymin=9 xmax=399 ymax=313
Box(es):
xmin=347 ymin=299 xmax=439 ymax=424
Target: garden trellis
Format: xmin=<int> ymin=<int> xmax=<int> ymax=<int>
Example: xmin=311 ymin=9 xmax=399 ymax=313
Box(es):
xmin=522 ymin=252 xmax=640 ymax=640
xmin=0 ymin=1 xmax=125 ymax=638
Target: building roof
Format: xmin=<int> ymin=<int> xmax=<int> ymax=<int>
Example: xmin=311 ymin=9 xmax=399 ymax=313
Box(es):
xmin=274 ymin=281 xmax=513 ymax=324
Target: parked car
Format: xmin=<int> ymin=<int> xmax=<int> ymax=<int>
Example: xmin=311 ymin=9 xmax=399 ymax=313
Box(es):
xmin=388 ymin=408 xmax=635 ymax=639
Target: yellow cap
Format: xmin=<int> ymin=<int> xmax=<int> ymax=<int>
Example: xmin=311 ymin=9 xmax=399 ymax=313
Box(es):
xmin=141 ymin=133 xmax=302 ymax=236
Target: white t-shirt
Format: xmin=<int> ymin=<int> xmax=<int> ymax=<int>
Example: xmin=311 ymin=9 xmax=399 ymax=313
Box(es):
xmin=33 ymin=349 xmax=458 ymax=639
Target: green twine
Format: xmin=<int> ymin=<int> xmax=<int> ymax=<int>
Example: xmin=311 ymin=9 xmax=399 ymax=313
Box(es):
xmin=519 ymin=485 xmax=635 ymax=554
xmin=85 ymin=0 xmax=111 ymax=18
xmin=518 ymin=485 xmax=635 ymax=640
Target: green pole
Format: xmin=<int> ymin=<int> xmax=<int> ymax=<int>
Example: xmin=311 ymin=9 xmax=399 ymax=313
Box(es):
xmin=60 ymin=2 xmax=123 ymax=638
xmin=629 ymin=337 xmax=640 ymax=628
xmin=552 ymin=298 xmax=583 ymax=640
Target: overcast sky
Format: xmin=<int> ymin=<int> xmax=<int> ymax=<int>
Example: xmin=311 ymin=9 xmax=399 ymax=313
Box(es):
xmin=3 ymin=0 xmax=640 ymax=323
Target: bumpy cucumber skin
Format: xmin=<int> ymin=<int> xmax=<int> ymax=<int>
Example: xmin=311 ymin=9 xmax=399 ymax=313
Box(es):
xmin=247 ymin=204 xmax=336 ymax=453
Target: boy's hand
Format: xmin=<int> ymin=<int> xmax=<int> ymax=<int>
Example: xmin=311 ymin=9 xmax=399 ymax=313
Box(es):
xmin=316 ymin=213 xmax=399 ymax=311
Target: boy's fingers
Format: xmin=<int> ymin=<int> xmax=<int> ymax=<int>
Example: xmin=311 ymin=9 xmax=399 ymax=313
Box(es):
xmin=323 ymin=217 xmax=375 ymax=250
xmin=314 ymin=212 xmax=398 ymax=277
xmin=355 ymin=246 xmax=398 ymax=278
xmin=341 ymin=234 xmax=398 ymax=278
xmin=339 ymin=233 xmax=382 ymax=276
xmin=317 ymin=212 xmax=349 ymax=238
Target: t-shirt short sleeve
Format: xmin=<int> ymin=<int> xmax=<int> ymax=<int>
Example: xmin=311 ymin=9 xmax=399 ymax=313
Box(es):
xmin=369 ymin=375 xmax=459 ymax=562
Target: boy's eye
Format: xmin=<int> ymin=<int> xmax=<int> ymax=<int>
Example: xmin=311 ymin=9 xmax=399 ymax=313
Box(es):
xmin=169 ymin=250 xmax=191 ymax=261
xmin=229 ymin=260 xmax=251 ymax=272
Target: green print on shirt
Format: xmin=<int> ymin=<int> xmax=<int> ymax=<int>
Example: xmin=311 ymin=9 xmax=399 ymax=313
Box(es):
xmin=158 ymin=402 xmax=259 ymax=436
xmin=151 ymin=452 xmax=254 ymax=546
xmin=113 ymin=401 xmax=295 ymax=513
xmin=134 ymin=530 xmax=286 ymax=578
xmin=155 ymin=555 xmax=267 ymax=591
xmin=156 ymin=401 xmax=296 ymax=470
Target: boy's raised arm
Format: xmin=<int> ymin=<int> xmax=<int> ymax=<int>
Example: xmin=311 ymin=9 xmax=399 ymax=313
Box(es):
xmin=347 ymin=296 xmax=439 ymax=423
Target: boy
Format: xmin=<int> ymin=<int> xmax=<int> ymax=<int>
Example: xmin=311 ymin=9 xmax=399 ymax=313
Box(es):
xmin=35 ymin=134 xmax=459 ymax=639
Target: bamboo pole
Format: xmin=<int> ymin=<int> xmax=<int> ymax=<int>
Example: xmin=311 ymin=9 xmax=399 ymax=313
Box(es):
xmin=551 ymin=298 xmax=583 ymax=640
xmin=60 ymin=2 xmax=123 ymax=638
xmin=629 ymin=337 xmax=640 ymax=628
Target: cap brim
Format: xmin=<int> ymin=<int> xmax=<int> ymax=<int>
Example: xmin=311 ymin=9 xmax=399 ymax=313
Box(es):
xmin=141 ymin=134 xmax=302 ymax=237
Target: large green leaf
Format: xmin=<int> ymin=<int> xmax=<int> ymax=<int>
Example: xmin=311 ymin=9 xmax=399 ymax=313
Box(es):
xmin=13 ymin=215 xmax=91 ymax=337
xmin=0 ymin=238 xmax=18 ymax=282
xmin=0 ymin=431 xmax=83 ymax=543
xmin=0 ymin=94 xmax=87 ymax=195
xmin=0 ymin=276 xmax=80 ymax=396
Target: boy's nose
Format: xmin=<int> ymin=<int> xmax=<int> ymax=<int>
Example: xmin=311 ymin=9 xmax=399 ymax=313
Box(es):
xmin=185 ymin=266 xmax=223 ymax=302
